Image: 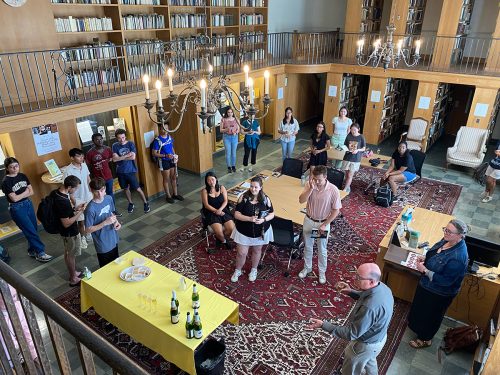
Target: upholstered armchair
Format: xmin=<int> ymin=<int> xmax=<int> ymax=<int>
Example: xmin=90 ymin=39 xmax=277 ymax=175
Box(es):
xmin=446 ymin=126 xmax=489 ymax=170
xmin=400 ymin=118 xmax=428 ymax=151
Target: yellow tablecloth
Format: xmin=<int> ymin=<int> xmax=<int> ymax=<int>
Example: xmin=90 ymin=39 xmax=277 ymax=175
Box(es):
xmin=81 ymin=250 xmax=239 ymax=374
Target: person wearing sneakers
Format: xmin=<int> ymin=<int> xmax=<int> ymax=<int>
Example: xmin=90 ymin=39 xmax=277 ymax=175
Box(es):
xmin=307 ymin=263 xmax=394 ymax=375
xmin=152 ymin=124 xmax=183 ymax=204
xmin=85 ymin=177 xmax=122 ymax=267
xmin=220 ymin=108 xmax=241 ymax=174
xmin=341 ymin=123 xmax=366 ymax=193
xmin=1 ymin=158 xmax=53 ymax=263
xmin=112 ymin=129 xmax=150 ymax=213
xmin=63 ymin=148 xmax=93 ymax=249
xmin=298 ymin=165 xmax=341 ymax=284
xmin=240 ymin=116 xmax=261 ymax=173
xmin=231 ymin=176 xmax=274 ymax=283
xmin=481 ymin=142 xmax=500 ymax=203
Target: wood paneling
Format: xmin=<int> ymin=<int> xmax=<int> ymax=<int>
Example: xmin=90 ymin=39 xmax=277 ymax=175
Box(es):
xmin=467 ymin=87 xmax=499 ymax=130
xmin=343 ymin=0 xmax=363 ymax=63
xmin=363 ymin=76 xmax=387 ymax=144
xmin=322 ymin=73 xmax=343 ymax=135
xmin=485 ymin=10 xmax=500 ymax=73
xmin=390 ymin=0 xmax=411 ymax=36
xmin=411 ymin=81 xmax=439 ymax=151
xmin=431 ymin=0 xmax=462 ymax=70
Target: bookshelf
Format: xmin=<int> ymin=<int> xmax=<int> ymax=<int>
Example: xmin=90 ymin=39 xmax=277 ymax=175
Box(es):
xmin=487 ymin=90 xmax=500 ymax=136
xmin=339 ymin=73 xmax=369 ymax=131
xmin=360 ymin=0 xmax=384 ymax=33
xmin=404 ymin=0 xmax=427 ymax=50
xmin=452 ymin=0 xmax=475 ymax=64
xmin=379 ymin=78 xmax=411 ymax=142
xmin=427 ymin=83 xmax=451 ymax=149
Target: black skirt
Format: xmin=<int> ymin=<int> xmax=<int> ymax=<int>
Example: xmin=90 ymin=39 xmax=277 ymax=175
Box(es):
xmin=408 ymin=283 xmax=455 ymax=341
xmin=308 ymin=151 xmax=328 ymax=167
xmin=203 ymin=209 xmax=233 ymax=226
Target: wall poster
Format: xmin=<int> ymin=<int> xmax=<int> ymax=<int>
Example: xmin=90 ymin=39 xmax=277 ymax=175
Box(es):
xmin=32 ymin=124 xmax=62 ymax=156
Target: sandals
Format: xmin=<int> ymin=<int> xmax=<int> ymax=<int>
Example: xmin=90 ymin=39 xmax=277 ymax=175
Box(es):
xmin=409 ymin=339 xmax=432 ymax=349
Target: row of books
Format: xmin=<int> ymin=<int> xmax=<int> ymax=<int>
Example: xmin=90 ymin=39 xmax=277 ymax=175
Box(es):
xmin=241 ymin=48 xmax=264 ymax=61
xmin=119 ymin=0 xmax=161 ymax=4
xmin=361 ymin=6 xmax=382 ymax=20
xmin=61 ymin=42 xmax=118 ymax=61
xmin=212 ymin=52 xmax=236 ymax=66
xmin=168 ymin=0 xmax=206 ymax=5
xmin=51 ymin=0 xmax=111 ymax=3
xmin=211 ymin=14 xmax=234 ymax=27
xmin=122 ymin=14 xmax=166 ymax=30
xmin=360 ymin=20 xmax=380 ymax=33
xmin=240 ymin=30 xmax=264 ymax=43
xmin=170 ymin=13 xmax=207 ymax=28
xmin=171 ymin=35 xmax=198 ymax=50
xmin=128 ymin=61 xmax=166 ymax=80
xmin=68 ymin=66 xmax=121 ymax=89
xmin=213 ymin=34 xmax=236 ymax=47
xmin=125 ymin=39 xmax=163 ymax=55
xmin=241 ymin=0 xmax=264 ymax=6
xmin=240 ymin=13 xmax=264 ymax=25
xmin=54 ymin=17 xmax=113 ymax=33
xmin=173 ymin=56 xmax=201 ymax=71
xmin=211 ymin=0 xmax=235 ymax=6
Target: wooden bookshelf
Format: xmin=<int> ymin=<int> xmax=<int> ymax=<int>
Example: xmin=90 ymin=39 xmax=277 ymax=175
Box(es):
xmin=379 ymin=78 xmax=410 ymax=143
xmin=361 ymin=0 xmax=384 ymax=33
xmin=427 ymin=83 xmax=451 ymax=149
xmin=339 ymin=73 xmax=369 ymax=131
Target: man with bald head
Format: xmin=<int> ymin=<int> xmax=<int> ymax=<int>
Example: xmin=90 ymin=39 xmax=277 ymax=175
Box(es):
xmin=308 ymin=263 xmax=394 ymax=375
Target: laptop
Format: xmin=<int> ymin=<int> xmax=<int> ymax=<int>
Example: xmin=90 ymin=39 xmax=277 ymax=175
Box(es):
xmin=390 ymin=229 xmax=412 ymax=250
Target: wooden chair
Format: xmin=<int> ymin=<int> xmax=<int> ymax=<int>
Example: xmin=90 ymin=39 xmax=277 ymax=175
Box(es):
xmin=400 ymin=118 xmax=429 ymax=152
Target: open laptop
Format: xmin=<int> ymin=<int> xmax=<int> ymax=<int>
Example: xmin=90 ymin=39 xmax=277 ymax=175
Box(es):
xmin=390 ymin=229 xmax=412 ymax=250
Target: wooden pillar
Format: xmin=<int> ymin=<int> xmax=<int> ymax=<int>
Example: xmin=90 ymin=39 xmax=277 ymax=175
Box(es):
xmin=267 ymin=73 xmax=286 ymax=140
xmin=343 ymin=0 xmax=363 ymax=64
xmin=411 ymin=81 xmax=439 ymax=152
xmin=363 ymin=76 xmax=387 ymax=145
xmin=389 ymin=0 xmax=410 ymax=36
xmin=466 ymin=87 xmax=499 ymax=130
xmin=430 ymin=0 xmax=462 ymax=70
xmin=323 ymin=72 xmax=343 ymax=135
xmin=485 ymin=10 xmax=500 ymax=73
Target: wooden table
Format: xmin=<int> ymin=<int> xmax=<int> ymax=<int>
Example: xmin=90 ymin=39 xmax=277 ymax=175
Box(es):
xmin=227 ymin=170 xmax=348 ymax=225
xmin=41 ymin=171 xmax=64 ymax=185
xmin=378 ymin=206 xmax=500 ymax=331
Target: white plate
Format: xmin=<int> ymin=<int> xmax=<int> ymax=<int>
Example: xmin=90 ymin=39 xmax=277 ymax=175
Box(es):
xmin=119 ymin=266 xmax=152 ymax=282
xmin=132 ymin=257 xmax=146 ymax=266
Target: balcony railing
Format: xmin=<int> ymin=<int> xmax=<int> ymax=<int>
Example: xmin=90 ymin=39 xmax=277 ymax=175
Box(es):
xmin=0 ymin=31 xmax=498 ymax=119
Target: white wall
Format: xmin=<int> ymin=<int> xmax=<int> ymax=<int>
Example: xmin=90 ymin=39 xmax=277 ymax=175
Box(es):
xmin=468 ymin=0 xmax=497 ymax=37
xmin=268 ymin=0 xmax=347 ymax=33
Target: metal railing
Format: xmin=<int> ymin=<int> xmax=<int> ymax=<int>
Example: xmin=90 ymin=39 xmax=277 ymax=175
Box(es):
xmin=0 ymin=30 xmax=498 ymax=119
xmin=0 ymin=261 xmax=148 ymax=374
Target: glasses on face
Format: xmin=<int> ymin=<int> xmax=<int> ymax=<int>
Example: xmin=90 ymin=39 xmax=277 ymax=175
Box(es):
xmin=442 ymin=227 xmax=460 ymax=235
xmin=355 ymin=274 xmax=373 ymax=281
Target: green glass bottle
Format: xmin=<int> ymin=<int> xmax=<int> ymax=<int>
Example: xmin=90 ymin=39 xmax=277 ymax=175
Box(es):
xmin=172 ymin=290 xmax=180 ymax=314
xmin=193 ymin=311 xmax=203 ymax=339
xmin=192 ymin=284 xmax=200 ymax=309
xmin=185 ymin=312 xmax=194 ymax=339
xmin=170 ymin=298 xmax=179 ymax=324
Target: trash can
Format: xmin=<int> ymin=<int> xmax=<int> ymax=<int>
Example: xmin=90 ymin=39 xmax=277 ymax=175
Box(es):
xmin=194 ymin=337 xmax=225 ymax=375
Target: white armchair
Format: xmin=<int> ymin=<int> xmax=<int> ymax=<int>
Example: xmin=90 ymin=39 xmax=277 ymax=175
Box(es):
xmin=400 ymin=118 xmax=428 ymax=151
xmin=446 ymin=126 xmax=489 ymax=170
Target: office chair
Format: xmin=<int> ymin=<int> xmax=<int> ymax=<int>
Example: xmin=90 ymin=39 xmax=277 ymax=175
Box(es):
xmin=281 ymin=158 xmax=304 ymax=179
xmin=327 ymin=167 xmax=344 ymax=190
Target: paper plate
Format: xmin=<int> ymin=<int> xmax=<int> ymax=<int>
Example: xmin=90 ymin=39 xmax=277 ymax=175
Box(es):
xmin=119 ymin=266 xmax=152 ymax=282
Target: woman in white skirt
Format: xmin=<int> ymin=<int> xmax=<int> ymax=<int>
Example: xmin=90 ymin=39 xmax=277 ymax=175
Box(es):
xmin=331 ymin=106 xmax=353 ymax=168
xmin=231 ymin=176 xmax=274 ymax=282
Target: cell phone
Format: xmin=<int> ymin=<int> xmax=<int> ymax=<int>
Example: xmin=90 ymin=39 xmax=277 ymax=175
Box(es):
xmin=311 ymin=229 xmax=328 ymax=239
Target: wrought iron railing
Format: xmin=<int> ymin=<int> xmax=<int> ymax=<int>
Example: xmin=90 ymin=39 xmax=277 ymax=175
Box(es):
xmin=0 ymin=31 xmax=498 ymax=119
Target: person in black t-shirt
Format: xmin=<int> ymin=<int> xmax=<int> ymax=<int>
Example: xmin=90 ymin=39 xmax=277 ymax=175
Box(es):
xmin=380 ymin=141 xmax=417 ymax=197
xmin=54 ymin=175 xmax=86 ymax=287
xmin=308 ymin=121 xmax=331 ymax=173
xmin=341 ymin=123 xmax=366 ymax=193
xmin=480 ymin=141 xmax=500 ymax=203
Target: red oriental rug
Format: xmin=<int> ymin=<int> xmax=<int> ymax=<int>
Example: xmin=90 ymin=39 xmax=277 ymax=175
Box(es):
xmin=56 ymin=172 xmax=461 ymax=374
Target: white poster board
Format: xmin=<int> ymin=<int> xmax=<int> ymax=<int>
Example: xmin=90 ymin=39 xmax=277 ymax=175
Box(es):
xmin=76 ymin=120 xmax=94 ymax=143
xmin=370 ymin=90 xmax=381 ymax=103
xmin=32 ymin=124 xmax=62 ymax=156
xmin=328 ymin=85 xmax=338 ymax=97
xmin=277 ymin=87 xmax=284 ymax=100
xmin=144 ymin=130 xmax=155 ymax=148
xmin=417 ymin=96 xmax=431 ymax=110
xmin=473 ymin=103 xmax=489 ymax=118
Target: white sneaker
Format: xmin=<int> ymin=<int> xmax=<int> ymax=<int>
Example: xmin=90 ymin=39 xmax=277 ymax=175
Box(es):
xmin=481 ymin=196 xmax=493 ymax=203
xmin=248 ymin=166 xmax=253 ymax=172
xmin=343 ymin=186 xmax=351 ymax=193
xmin=298 ymin=268 xmax=311 ymax=279
xmin=240 ymin=167 xmax=246 ymax=172
xmin=480 ymin=191 xmax=488 ymax=199
xmin=319 ymin=273 xmax=327 ymax=284
xmin=231 ymin=269 xmax=242 ymax=282
xmin=248 ymin=268 xmax=258 ymax=282
xmin=80 ymin=236 xmax=88 ymax=249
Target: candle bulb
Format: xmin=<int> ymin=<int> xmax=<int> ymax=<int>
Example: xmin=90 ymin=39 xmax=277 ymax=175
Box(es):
xmin=200 ymin=79 xmax=207 ymax=108
xmin=415 ymin=40 xmax=421 ymax=55
xmin=155 ymin=80 xmax=162 ymax=108
xmin=374 ymin=39 xmax=381 ymax=50
xmin=248 ymin=77 xmax=254 ymax=104
xmin=208 ymin=64 xmax=213 ymax=75
xmin=397 ymin=40 xmax=402 ymax=55
xmin=357 ymin=39 xmax=364 ymax=54
xmin=243 ymin=65 xmax=249 ymax=88
xmin=264 ymin=70 xmax=270 ymax=95
xmin=167 ymin=68 xmax=173 ymax=92
xmin=143 ymin=74 xmax=150 ymax=100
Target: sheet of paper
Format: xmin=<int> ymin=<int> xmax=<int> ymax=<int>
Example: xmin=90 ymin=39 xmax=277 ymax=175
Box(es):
xmin=32 ymin=124 xmax=62 ymax=156
xmin=473 ymin=103 xmax=489 ymax=117
xmin=144 ymin=130 xmax=155 ymax=148
xmin=76 ymin=120 xmax=94 ymax=143
xmin=328 ymin=85 xmax=337 ymax=97
xmin=417 ymin=96 xmax=431 ymax=109
xmin=277 ymin=87 xmax=284 ymax=100
xmin=113 ymin=118 xmax=126 ymax=131
xmin=370 ymin=90 xmax=381 ymax=103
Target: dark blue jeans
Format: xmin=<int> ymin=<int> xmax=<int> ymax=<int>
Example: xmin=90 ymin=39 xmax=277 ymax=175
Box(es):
xmin=9 ymin=199 xmax=45 ymax=255
xmin=105 ymin=178 xmax=115 ymax=203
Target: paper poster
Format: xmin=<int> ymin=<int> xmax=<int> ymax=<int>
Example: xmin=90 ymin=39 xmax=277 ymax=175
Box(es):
xmin=97 ymin=126 xmax=106 ymax=139
xmin=328 ymin=85 xmax=338 ymax=97
xmin=32 ymin=124 xmax=62 ymax=156
xmin=44 ymin=159 xmax=62 ymax=177
xmin=76 ymin=120 xmax=94 ymax=143
xmin=144 ymin=130 xmax=155 ymax=148
xmin=370 ymin=90 xmax=381 ymax=103
xmin=113 ymin=118 xmax=126 ymax=131
xmin=277 ymin=87 xmax=284 ymax=100
xmin=473 ymin=103 xmax=489 ymax=117
xmin=418 ymin=96 xmax=431 ymax=110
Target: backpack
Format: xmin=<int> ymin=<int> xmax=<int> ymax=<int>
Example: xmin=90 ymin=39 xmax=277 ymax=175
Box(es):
xmin=375 ymin=185 xmax=393 ymax=207
xmin=438 ymin=325 xmax=482 ymax=362
xmin=149 ymin=137 xmax=167 ymax=164
xmin=473 ymin=162 xmax=488 ymax=186
xmin=36 ymin=190 xmax=61 ymax=234
xmin=326 ymin=168 xmax=344 ymax=190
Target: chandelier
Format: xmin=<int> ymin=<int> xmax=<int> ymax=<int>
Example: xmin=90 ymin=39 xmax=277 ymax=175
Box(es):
xmin=142 ymin=35 xmax=271 ymax=134
xmin=356 ymin=24 xmax=421 ymax=70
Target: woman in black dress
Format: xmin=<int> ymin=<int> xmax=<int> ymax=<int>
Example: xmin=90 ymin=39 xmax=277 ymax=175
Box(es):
xmin=308 ymin=121 xmax=331 ymax=173
xmin=201 ymin=172 xmax=234 ymax=249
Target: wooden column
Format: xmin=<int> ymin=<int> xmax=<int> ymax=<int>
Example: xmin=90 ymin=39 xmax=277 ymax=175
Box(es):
xmin=323 ymin=73 xmax=343 ymax=135
xmin=363 ymin=76 xmax=387 ymax=145
xmin=485 ymin=10 xmax=500 ymax=73
xmin=389 ymin=0 xmax=411 ymax=36
xmin=430 ymin=0 xmax=462 ymax=70
xmin=411 ymin=81 xmax=439 ymax=152
xmin=466 ymin=87 xmax=499 ymax=130
xmin=268 ymin=73 xmax=286 ymax=140
xmin=343 ymin=0 xmax=363 ymax=64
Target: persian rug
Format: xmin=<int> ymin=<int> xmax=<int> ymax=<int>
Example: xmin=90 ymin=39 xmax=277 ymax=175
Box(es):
xmin=56 ymin=169 xmax=462 ymax=374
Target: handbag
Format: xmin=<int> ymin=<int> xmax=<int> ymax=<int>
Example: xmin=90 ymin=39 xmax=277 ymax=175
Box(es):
xmin=438 ymin=325 xmax=482 ymax=362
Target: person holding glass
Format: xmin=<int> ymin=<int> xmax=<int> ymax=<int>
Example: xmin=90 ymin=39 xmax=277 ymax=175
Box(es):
xmin=407 ymin=219 xmax=469 ymax=349
xmin=240 ymin=116 xmax=261 ymax=173
xmin=278 ymin=107 xmax=300 ymax=161
xmin=307 ymin=121 xmax=331 ymax=174
xmin=331 ymin=107 xmax=353 ymax=168
xmin=220 ymin=108 xmax=241 ymax=174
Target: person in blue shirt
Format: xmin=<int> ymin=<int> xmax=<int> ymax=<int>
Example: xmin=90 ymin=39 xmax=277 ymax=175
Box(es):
xmin=407 ymin=219 xmax=469 ymax=349
xmin=152 ymin=124 xmax=184 ymax=204
xmin=239 ymin=116 xmax=261 ymax=173
xmin=112 ymin=129 xmax=150 ymax=214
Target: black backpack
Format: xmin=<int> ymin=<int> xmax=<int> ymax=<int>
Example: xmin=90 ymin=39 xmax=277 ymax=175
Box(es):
xmin=149 ymin=137 xmax=167 ymax=164
xmin=36 ymin=190 xmax=61 ymax=234
xmin=375 ymin=185 xmax=393 ymax=207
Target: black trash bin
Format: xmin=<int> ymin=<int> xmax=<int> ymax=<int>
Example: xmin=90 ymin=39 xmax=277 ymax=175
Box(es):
xmin=194 ymin=337 xmax=225 ymax=375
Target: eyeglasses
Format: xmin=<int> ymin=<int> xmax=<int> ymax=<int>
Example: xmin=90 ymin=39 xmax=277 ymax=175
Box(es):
xmin=355 ymin=274 xmax=373 ymax=281
xmin=442 ymin=227 xmax=460 ymax=235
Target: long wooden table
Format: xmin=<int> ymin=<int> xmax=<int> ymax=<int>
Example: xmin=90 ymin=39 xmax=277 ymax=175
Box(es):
xmin=81 ymin=250 xmax=239 ymax=374
xmin=378 ymin=206 xmax=500 ymax=331
xmin=227 ymin=170 xmax=348 ymax=224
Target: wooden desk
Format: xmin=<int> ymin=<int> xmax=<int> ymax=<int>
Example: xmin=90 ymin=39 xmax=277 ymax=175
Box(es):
xmin=227 ymin=170 xmax=348 ymax=225
xmin=378 ymin=206 xmax=500 ymax=331
xmin=41 ymin=171 xmax=63 ymax=185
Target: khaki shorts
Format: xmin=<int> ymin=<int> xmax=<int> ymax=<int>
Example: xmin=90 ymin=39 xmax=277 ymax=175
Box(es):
xmin=63 ymin=234 xmax=82 ymax=257
xmin=342 ymin=160 xmax=361 ymax=172
xmin=485 ymin=165 xmax=500 ymax=179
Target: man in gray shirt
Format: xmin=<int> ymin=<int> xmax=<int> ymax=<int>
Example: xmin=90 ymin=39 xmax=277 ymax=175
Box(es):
xmin=308 ymin=263 xmax=394 ymax=375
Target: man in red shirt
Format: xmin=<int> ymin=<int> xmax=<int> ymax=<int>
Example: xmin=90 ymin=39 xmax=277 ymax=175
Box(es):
xmin=85 ymin=133 xmax=121 ymax=216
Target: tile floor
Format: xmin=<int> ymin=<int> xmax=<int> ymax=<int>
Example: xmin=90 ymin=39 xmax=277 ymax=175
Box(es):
xmin=2 ymin=122 xmax=498 ymax=374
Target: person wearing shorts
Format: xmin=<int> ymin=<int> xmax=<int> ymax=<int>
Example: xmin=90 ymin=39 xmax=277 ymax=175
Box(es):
xmin=481 ymin=142 xmax=500 ymax=203
xmin=54 ymin=175 xmax=85 ymax=287
xmin=341 ymin=123 xmax=366 ymax=193
xmin=112 ymin=129 xmax=150 ymax=214
xmin=380 ymin=141 xmax=417 ymax=198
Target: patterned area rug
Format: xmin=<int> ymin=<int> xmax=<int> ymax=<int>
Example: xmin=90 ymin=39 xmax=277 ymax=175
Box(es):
xmin=56 ymin=167 xmax=462 ymax=374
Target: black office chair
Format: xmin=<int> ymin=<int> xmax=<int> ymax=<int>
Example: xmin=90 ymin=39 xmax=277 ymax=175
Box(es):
xmin=200 ymin=209 xmax=216 ymax=254
xmin=327 ymin=167 xmax=344 ymax=190
xmin=259 ymin=217 xmax=300 ymax=277
xmin=281 ymin=158 xmax=303 ymax=179
xmin=400 ymin=150 xmax=427 ymax=197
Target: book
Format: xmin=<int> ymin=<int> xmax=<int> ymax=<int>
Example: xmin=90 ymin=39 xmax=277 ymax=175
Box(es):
xmin=400 ymin=251 xmax=420 ymax=271
xmin=227 ymin=186 xmax=246 ymax=198
xmin=44 ymin=159 xmax=62 ymax=178
xmin=255 ymin=173 xmax=269 ymax=181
